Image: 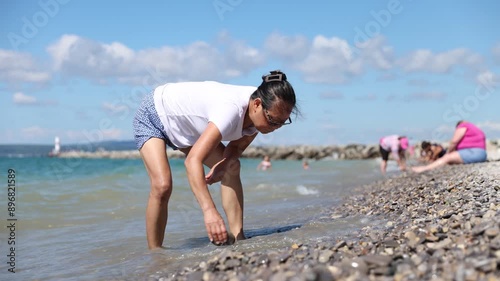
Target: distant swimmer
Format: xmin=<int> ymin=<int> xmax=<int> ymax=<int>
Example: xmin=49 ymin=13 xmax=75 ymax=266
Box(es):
xmin=257 ymin=155 xmax=272 ymax=171
xmin=302 ymin=160 xmax=309 ymax=170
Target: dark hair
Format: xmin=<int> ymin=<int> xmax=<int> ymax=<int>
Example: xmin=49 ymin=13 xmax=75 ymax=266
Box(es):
xmin=421 ymin=141 xmax=431 ymax=150
xmin=251 ymin=70 xmax=299 ymax=116
xmin=456 ymin=120 xmax=464 ymax=127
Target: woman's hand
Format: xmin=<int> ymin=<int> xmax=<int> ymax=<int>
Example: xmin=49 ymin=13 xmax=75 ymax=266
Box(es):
xmin=203 ymin=207 xmax=228 ymax=244
xmin=205 ymin=158 xmax=227 ymax=185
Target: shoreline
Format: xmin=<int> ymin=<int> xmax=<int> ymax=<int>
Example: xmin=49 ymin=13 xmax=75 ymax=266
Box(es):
xmin=145 ymin=162 xmax=499 ymax=281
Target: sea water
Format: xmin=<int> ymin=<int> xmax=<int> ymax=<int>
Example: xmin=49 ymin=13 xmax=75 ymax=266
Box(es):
xmin=0 ymin=156 xmax=389 ymax=280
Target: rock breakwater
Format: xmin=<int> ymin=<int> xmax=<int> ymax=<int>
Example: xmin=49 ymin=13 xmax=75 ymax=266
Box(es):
xmin=56 ymin=144 xmax=382 ymax=160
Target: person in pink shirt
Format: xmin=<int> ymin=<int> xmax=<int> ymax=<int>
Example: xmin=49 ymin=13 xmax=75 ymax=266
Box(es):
xmin=379 ymin=135 xmax=409 ymax=175
xmin=412 ymin=120 xmax=487 ymax=173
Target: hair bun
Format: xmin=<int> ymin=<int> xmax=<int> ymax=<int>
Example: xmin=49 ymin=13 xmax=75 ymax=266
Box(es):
xmin=262 ymin=70 xmax=287 ymax=82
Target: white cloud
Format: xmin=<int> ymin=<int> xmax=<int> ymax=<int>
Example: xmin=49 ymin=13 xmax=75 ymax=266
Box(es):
xmin=407 ymin=79 xmax=432 ymax=87
xmin=221 ymin=40 xmax=265 ymax=77
xmin=264 ymin=33 xmax=310 ymax=61
xmin=0 ymin=50 xmax=51 ymax=84
xmin=22 ymin=126 xmax=50 ymax=138
xmin=46 ymin=34 xmax=265 ymax=85
xmin=46 ymin=34 xmax=80 ymax=70
xmin=434 ymin=124 xmax=455 ymax=134
xmin=355 ymin=35 xmax=394 ymax=70
xmin=101 ymin=129 xmax=123 ymax=139
xmin=398 ymin=48 xmax=483 ymax=73
xmin=102 ymin=102 xmax=129 ymax=114
xmin=407 ymin=91 xmax=447 ymax=101
xmin=385 ymin=91 xmax=447 ymax=102
xmin=478 ymin=121 xmax=500 ymax=131
xmin=476 ymin=71 xmax=499 ymax=88
xmin=4 ymin=33 xmax=489 ymax=89
xmin=355 ymin=93 xmax=377 ymax=101
xmin=12 ymin=92 xmax=57 ymax=106
xmin=264 ymin=34 xmax=394 ymax=84
xmin=319 ymin=91 xmax=344 ymax=99
xmin=134 ymin=42 xmax=227 ymax=83
xmin=377 ymin=72 xmax=397 ymax=81
xmin=13 ymin=92 xmax=37 ymax=104
xmin=294 ymin=35 xmax=363 ymax=84
xmin=47 ymin=34 xmax=137 ymax=83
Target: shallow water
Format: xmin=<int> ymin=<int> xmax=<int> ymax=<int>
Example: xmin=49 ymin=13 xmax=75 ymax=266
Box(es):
xmin=0 ymin=156 xmax=389 ymax=280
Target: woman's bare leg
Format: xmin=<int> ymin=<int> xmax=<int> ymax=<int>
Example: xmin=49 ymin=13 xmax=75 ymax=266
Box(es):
xmin=220 ymin=158 xmax=245 ymax=240
xmin=140 ymin=138 xmax=172 ymax=249
xmin=380 ymin=159 xmax=387 ymax=175
xmin=412 ymin=151 xmax=463 ymax=173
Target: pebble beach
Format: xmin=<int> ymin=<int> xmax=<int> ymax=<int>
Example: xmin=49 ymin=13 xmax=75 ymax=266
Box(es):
xmin=145 ymin=161 xmax=499 ymax=281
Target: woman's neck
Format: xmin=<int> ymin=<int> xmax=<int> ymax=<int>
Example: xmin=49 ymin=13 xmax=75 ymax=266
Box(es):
xmin=242 ymin=107 xmax=253 ymax=129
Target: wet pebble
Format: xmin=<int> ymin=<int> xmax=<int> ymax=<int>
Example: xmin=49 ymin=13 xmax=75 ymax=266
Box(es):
xmin=154 ymin=162 xmax=500 ymax=281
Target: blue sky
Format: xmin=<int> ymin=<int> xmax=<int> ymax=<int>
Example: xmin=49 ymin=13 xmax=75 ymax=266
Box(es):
xmin=1 ymin=0 xmax=499 ymax=146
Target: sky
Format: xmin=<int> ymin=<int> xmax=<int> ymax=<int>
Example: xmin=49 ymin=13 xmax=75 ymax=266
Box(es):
xmin=1 ymin=0 xmax=499 ymax=147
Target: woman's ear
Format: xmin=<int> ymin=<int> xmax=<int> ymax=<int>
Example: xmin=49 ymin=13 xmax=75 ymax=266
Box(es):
xmin=252 ymin=98 xmax=262 ymax=110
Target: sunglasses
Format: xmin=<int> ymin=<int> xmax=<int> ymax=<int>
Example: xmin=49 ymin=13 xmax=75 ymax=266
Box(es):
xmin=263 ymin=108 xmax=292 ymax=127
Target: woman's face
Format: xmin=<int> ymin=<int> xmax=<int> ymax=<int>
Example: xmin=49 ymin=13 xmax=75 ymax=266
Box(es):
xmin=253 ymin=99 xmax=292 ymax=134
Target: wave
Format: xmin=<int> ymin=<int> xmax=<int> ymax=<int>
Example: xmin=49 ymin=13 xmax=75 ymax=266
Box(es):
xmin=296 ymin=185 xmax=319 ymax=195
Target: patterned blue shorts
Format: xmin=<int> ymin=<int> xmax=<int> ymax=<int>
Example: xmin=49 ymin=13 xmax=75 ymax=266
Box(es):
xmin=133 ymin=92 xmax=178 ymax=150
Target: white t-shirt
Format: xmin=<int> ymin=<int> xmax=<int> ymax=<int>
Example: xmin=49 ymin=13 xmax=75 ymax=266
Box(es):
xmin=153 ymin=81 xmax=258 ymax=148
